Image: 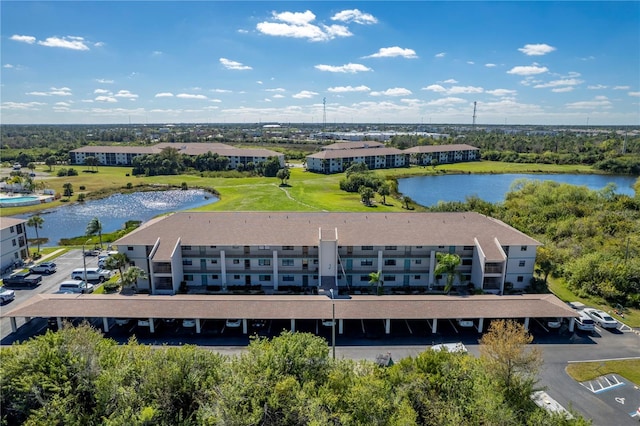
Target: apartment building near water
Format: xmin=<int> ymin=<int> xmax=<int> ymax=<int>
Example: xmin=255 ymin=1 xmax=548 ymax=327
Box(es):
xmin=114 ymin=211 xmax=540 ymax=296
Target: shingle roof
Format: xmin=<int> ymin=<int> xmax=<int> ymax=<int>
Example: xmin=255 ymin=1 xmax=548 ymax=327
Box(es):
xmin=404 ymin=144 xmax=479 ymax=153
xmin=114 ymin=212 xmax=541 ymax=248
xmin=307 ymin=147 xmax=407 ymax=159
xmin=1 ymin=293 xmax=577 ymax=320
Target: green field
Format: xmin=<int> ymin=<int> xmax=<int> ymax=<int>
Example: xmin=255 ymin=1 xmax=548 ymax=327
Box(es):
xmin=0 ymin=161 xmax=600 ymax=217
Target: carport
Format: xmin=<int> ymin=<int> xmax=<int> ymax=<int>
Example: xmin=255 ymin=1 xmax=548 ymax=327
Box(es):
xmin=2 ymin=293 xmax=579 ymax=335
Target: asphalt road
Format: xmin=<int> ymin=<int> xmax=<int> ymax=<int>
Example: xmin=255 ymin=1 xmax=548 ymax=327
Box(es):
xmin=1 ymin=249 xmax=639 ymax=425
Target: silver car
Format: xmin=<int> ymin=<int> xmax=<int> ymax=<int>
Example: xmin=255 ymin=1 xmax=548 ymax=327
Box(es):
xmin=584 ymin=308 xmax=618 ymax=329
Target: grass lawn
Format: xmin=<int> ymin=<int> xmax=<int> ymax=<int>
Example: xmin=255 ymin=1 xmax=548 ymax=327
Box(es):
xmin=566 ymin=359 xmax=640 ymax=384
xmin=548 ymin=277 xmax=640 ymax=328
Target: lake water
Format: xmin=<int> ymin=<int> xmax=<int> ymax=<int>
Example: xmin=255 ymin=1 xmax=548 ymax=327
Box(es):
xmin=398 ymin=173 xmax=638 ymax=207
xmin=17 ymin=189 xmax=218 ymax=246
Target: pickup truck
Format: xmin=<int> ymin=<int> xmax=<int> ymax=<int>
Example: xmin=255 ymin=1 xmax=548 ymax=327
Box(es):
xmin=2 ymin=272 xmax=43 ymax=288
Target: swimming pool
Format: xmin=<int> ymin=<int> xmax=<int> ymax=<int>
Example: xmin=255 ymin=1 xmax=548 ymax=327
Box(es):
xmin=0 ymin=195 xmax=42 ymax=207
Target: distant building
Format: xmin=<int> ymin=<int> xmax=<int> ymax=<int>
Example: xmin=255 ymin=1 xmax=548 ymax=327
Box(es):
xmin=69 ymin=142 xmax=285 ymax=169
xmin=0 ymin=218 xmax=28 ymax=272
xmin=404 ymin=144 xmax=480 ymax=165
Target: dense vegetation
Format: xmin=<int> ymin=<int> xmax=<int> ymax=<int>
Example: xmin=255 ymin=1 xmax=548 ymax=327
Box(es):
xmin=1 ymin=324 xmax=586 ymax=426
xmin=429 ymin=179 xmax=640 ymax=308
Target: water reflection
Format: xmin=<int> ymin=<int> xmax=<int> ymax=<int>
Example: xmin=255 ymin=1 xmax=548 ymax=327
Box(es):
xmin=17 ymin=189 xmax=217 ymax=246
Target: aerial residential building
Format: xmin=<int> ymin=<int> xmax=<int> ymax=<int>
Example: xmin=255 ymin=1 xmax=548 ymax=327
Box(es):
xmin=404 ymin=144 xmax=481 ymax=165
xmin=114 ymin=211 xmax=540 ymax=296
xmin=69 ymin=142 xmax=285 ymax=169
xmin=0 ymin=217 xmax=28 ymax=273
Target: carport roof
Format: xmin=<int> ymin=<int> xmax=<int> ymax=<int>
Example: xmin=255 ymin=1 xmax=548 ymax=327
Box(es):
xmin=2 ymin=293 xmax=578 ymax=321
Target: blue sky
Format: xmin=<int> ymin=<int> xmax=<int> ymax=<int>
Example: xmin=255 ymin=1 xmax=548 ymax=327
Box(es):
xmin=1 ymin=1 xmax=639 ymax=125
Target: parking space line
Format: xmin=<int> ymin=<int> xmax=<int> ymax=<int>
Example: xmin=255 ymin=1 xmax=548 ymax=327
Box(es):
xmin=580 ymin=375 xmax=626 ymax=394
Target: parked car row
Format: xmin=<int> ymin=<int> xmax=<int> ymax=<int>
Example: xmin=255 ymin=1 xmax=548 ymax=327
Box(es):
xmin=569 ymin=302 xmax=620 ymax=332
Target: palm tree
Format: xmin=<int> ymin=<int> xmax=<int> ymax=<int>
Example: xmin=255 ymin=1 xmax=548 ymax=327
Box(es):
xmin=86 ymin=217 xmax=103 ymax=249
xmin=368 ymin=271 xmax=384 ymax=296
xmin=377 ymin=182 xmax=391 ymax=205
xmin=62 ymin=182 xmax=73 ymax=197
xmin=120 ymin=266 xmax=147 ymax=292
xmin=104 ymin=253 xmax=129 ymax=279
xmin=402 ymin=196 xmax=413 ymax=210
xmin=434 ymin=252 xmax=461 ymax=293
xmin=26 ymin=215 xmax=44 ymax=253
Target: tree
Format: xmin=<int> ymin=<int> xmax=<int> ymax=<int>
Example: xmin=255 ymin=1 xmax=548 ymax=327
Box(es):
xmin=62 ymin=182 xmax=73 ymax=197
xmin=45 ymin=156 xmax=57 ymax=171
xmin=377 ymin=182 xmax=391 ymax=205
xmin=479 ymin=319 xmax=542 ymax=405
xmin=104 ymin=253 xmax=129 ymax=279
xmin=84 ymin=156 xmax=99 ymax=172
xmin=27 ymin=162 xmax=36 ymax=174
xmin=368 ymin=271 xmax=384 ymax=295
xmin=359 ymin=186 xmax=375 ymax=206
xmin=276 ymin=168 xmax=291 ymax=185
xmin=86 ymin=217 xmax=103 ymax=249
xmin=120 ymin=266 xmax=147 ymax=292
xmin=402 ymin=195 xmax=413 ymax=210
xmin=535 ymin=246 xmax=556 ymax=285
xmin=434 ymin=252 xmax=461 ymax=293
xmin=26 ymin=215 xmax=44 ymax=253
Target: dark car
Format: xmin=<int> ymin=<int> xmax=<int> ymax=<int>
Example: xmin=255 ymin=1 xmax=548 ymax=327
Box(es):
xmin=3 ymin=272 xmax=42 ymax=288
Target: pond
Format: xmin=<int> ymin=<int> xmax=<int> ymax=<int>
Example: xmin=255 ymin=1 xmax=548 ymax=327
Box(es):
xmin=17 ymin=189 xmax=218 ymax=246
xmin=398 ymin=173 xmax=638 ymax=207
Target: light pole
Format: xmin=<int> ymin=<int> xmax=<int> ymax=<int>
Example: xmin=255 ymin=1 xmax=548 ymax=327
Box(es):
xmin=329 ymin=288 xmax=336 ymax=360
xmin=82 ymin=238 xmax=92 ymax=282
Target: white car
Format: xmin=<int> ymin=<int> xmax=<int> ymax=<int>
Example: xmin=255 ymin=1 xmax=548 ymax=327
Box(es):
xmin=29 ymin=261 xmax=57 ymax=274
xmin=182 ymin=319 xmax=197 ymax=328
xmin=456 ymin=319 xmax=474 ymax=328
xmin=546 ymin=317 xmax=562 ymax=329
xmin=0 ymin=285 xmax=16 ymax=303
xmin=584 ymin=308 xmax=618 ymax=329
xmin=225 ymin=319 xmax=242 ymax=328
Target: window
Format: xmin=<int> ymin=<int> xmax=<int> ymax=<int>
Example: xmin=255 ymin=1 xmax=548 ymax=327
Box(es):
xmin=210 ymin=245 xmax=217 ymax=248
xmin=211 ymin=259 xmax=217 ymax=264
xmin=9 ymin=226 xmax=14 ymax=233
xmin=384 ymin=259 xmax=396 ymax=266
xmin=12 ymin=239 xmax=16 ymax=246
xmin=182 ymin=245 xmax=191 ymax=250
xmin=183 ymin=275 xmax=193 ymax=281
xmin=517 ymin=276 xmax=524 ymax=282
xmin=282 ymin=275 xmax=294 ymax=282
xmin=233 ymin=259 xmax=240 ymax=264
xmin=282 ymin=259 xmax=294 ymax=266
xmin=414 ymin=275 xmax=421 ymax=280
xmin=258 ymin=245 xmax=270 ymax=250
xmin=416 ymin=246 xmax=423 ymax=249
xmin=282 ymin=246 xmax=294 ymax=250
xmin=462 ymin=259 xmax=472 ymax=266
xmin=360 ymin=275 xmax=370 ymax=282
xmin=234 ymin=275 xmax=240 ymax=279
xmin=211 ymin=274 xmax=218 ymax=279
xmin=520 ymin=246 xmax=528 ymax=251
xmin=258 ymin=259 xmax=271 ymax=266
xmin=518 ymin=260 xmax=526 ymax=267
xmin=362 ymin=246 xmax=373 ymax=251
xmin=182 ymin=259 xmax=192 ymax=266
xmin=361 ymin=260 xmax=373 ymax=266
xmin=127 ymin=246 xmax=133 ymax=251
xmin=463 ymin=245 xmax=474 ymax=250
xmin=259 ymin=275 xmax=271 ymax=281
xmin=384 ymin=246 xmax=397 ymax=250
xmin=415 ymin=259 xmax=422 ymax=264
xmin=384 ymin=276 xmax=396 ymax=282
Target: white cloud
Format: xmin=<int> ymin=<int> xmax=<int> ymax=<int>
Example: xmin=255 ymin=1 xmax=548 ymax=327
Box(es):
xmin=10 ymin=34 xmax=36 ymax=44
xmin=587 ymin=84 xmax=608 ymax=90
xmin=265 ymin=88 xmax=286 ymax=92
xmin=55 ymin=102 xmax=72 ymax=107
xmin=507 ymin=65 xmax=549 ymax=75
xmin=211 ymin=89 xmax=232 ymax=93
xmin=257 ymin=10 xmax=352 ymax=42
xmin=518 ymin=43 xmax=556 ymax=56
xmin=364 ymin=46 xmax=417 ymax=59
xmin=219 ymin=58 xmax=252 ymax=70
xmin=370 ymin=87 xmax=412 ymax=97
xmin=613 ymin=85 xmax=630 ymax=90
xmin=486 ymin=89 xmax=517 ymax=96
xmin=315 ymin=63 xmax=371 ymax=73
xmin=115 ymin=90 xmax=138 ymax=99
xmin=256 ymin=80 xmax=263 ymax=85
xmin=442 ymin=79 xmax=458 ymax=84
xmin=27 ymin=87 xmax=72 ymax=96
xmin=94 ymin=89 xmax=110 ymax=94
xmin=628 ymin=92 xmax=640 ymax=97
xmin=426 ymin=97 xmax=466 ymax=106
xmin=95 ymin=79 xmax=114 ymax=84
xmin=94 ymin=41 xmax=105 ymax=47
xmin=272 ymin=94 xmax=285 ymax=99
xmin=565 ymin=96 xmax=612 ymax=109
xmin=152 ymin=50 xmax=163 ymax=56
xmin=4 ymin=64 xmax=14 ymax=68
xmin=292 ymin=90 xmax=318 ymax=99
xmin=485 ymin=63 xmax=497 ymax=68
xmin=1 ymin=101 xmax=45 ymax=110
xmin=176 ymin=93 xmax=208 ymax=99
xmin=534 ymin=78 xmax=583 ymax=89
xmin=331 ymin=9 xmax=378 ymax=24
xmin=327 ymin=85 xmax=371 ymax=93
xmin=551 ymin=86 xmax=574 ymax=93
xmin=435 ymin=52 xmax=446 ymax=58
xmin=422 ymin=84 xmax=446 ymax=93
xmin=38 ymin=36 xmax=90 ymax=51
xmin=95 ymin=96 xmax=117 ymax=103
xmin=467 ymin=61 xmax=475 ymax=65
xmin=25 ymin=91 xmax=49 ymax=96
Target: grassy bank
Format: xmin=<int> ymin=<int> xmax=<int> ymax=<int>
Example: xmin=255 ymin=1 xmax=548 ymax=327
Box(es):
xmin=566 ymin=359 xmax=640 ymax=383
